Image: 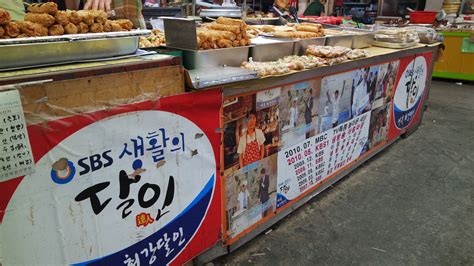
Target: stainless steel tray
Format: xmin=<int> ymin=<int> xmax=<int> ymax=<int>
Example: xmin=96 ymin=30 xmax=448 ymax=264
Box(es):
xmin=0 ymin=30 xmax=150 ymax=70
xmin=182 ymin=46 xmax=250 ymax=70
xmin=250 ymin=37 xmax=295 ymax=61
xmin=325 ymin=34 xmax=353 ymax=48
xmin=294 ymin=37 xmax=326 ymax=55
xmin=344 ymin=29 xmax=375 ymax=49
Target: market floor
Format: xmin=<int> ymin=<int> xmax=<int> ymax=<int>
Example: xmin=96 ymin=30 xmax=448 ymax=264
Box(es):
xmin=213 ymin=80 xmax=474 ymax=265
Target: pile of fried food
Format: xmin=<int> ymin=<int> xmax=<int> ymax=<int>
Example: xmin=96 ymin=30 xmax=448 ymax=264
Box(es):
xmin=306 ymin=45 xmax=369 ymax=65
xmin=247 ymin=23 xmax=325 ymax=39
xmin=241 ymin=45 xmax=369 ymax=77
xmin=197 ymin=17 xmax=251 ymax=50
xmin=139 ymin=29 xmax=166 ymax=48
xmin=0 ymin=3 xmax=134 ymax=39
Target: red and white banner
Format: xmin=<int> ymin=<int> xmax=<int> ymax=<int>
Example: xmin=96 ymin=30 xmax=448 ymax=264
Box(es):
xmin=0 ymin=89 xmax=222 ymax=266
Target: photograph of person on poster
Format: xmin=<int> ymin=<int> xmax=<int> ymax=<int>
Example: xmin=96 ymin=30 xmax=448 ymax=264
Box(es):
xmin=238 ymin=112 xmax=265 ymax=168
xmin=352 ymin=68 xmax=371 ymax=116
xmin=327 ymin=85 xmax=344 ymax=128
xmin=304 ymin=89 xmax=314 ymax=139
xmin=289 ymin=99 xmax=299 ymax=128
xmin=258 ymin=168 xmax=270 ymax=217
xmin=237 ymin=180 xmax=250 ymax=211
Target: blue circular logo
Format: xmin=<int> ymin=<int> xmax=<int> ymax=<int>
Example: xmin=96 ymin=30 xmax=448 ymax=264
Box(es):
xmin=51 ymin=160 xmax=76 ymax=184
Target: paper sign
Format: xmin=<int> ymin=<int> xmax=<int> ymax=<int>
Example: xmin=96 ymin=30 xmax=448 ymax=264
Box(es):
xmin=0 ymin=90 xmax=34 ymax=182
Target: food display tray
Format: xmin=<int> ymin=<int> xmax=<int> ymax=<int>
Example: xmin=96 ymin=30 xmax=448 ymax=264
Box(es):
xmin=250 ymin=37 xmax=295 ymax=61
xmin=182 ymin=46 xmax=250 ymax=70
xmin=345 ymin=29 xmax=375 ymax=49
xmin=325 ymin=34 xmax=353 ymax=48
xmin=0 ymin=30 xmax=150 ymax=70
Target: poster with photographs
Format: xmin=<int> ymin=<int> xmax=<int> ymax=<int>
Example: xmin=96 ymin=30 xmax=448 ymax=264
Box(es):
xmin=279 ymin=80 xmax=321 ymax=150
xmin=319 ymin=72 xmax=354 ymax=132
xmin=223 ymin=88 xmax=281 ymax=239
xmin=351 ymin=66 xmax=379 ymax=117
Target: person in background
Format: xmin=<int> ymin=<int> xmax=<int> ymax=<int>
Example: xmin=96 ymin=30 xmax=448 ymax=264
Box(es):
xmin=328 ymin=85 xmax=344 ymax=128
xmin=303 ymin=0 xmax=325 ymax=16
xmin=304 ymin=88 xmax=314 ymax=138
xmin=0 ymin=0 xmax=25 ymax=21
xmin=289 ymin=99 xmax=298 ymax=128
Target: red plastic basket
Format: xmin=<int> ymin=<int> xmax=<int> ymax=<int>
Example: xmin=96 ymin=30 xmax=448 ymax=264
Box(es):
xmin=409 ymin=11 xmax=438 ymax=24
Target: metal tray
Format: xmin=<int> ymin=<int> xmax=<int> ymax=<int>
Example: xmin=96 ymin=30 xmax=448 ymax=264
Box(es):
xmin=250 ymin=37 xmax=295 ymax=61
xmin=344 ymin=29 xmax=375 ymax=49
xmin=325 ymin=34 xmax=353 ymax=48
xmin=294 ymin=37 xmax=326 ymax=55
xmin=182 ymin=46 xmax=250 ymax=70
xmin=0 ymin=30 xmax=150 ymax=70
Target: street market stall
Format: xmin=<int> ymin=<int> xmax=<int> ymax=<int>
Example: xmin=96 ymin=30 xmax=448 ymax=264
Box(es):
xmin=0 ymin=9 xmax=440 ymax=265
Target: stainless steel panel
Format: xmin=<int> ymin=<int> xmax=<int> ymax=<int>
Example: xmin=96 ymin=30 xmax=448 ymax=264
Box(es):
xmin=182 ymin=46 xmax=250 ymax=70
xmin=0 ymin=36 xmax=139 ymax=70
xmin=325 ymin=35 xmax=353 ymax=48
xmin=294 ymin=37 xmax=326 ymax=55
xmin=250 ymin=41 xmax=295 ymax=62
xmin=163 ymin=17 xmax=198 ymax=50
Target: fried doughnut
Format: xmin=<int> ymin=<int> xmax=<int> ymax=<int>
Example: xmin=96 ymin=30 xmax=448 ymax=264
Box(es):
xmin=54 ymin=11 xmax=69 ymax=26
xmin=109 ymin=21 xmax=123 ymax=31
xmin=4 ymin=22 xmax=20 ymax=38
xmin=91 ymin=10 xmax=107 ymax=24
xmin=48 ymin=24 xmax=64 ymax=36
xmin=67 ymin=11 xmax=82 ymax=24
xmin=77 ymin=22 xmax=89 ymax=33
xmin=0 ymin=26 xmax=4 ymax=37
xmin=89 ymin=23 xmax=103 ymax=33
xmin=18 ymin=21 xmax=48 ymax=37
xmin=115 ymin=19 xmax=133 ymax=31
xmin=64 ymin=23 xmax=78 ymax=34
xmin=0 ymin=8 xmax=11 ymax=26
xmin=25 ymin=13 xmax=55 ymax=27
xmin=27 ymin=2 xmax=58 ymax=15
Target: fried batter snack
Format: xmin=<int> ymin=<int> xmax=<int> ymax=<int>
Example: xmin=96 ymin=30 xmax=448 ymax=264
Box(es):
xmin=48 ymin=24 xmax=64 ymax=36
xmin=197 ymin=29 xmax=236 ymax=42
xmin=0 ymin=26 xmax=4 ymax=37
xmin=0 ymin=8 xmax=11 ymax=26
xmin=216 ymin=17 xmax=246 ymax=28
xmin=18 ymin=21 xmax=48 ymax=36
xmin=205 ymin=23 xmax=241 ymax=34
xmin=116 ymin=19 xmax=133 ymax=31
xmin=91 ymin=10 xmax=107 ymax=24
xmin=217 ymin=39 xmax=233 ymax=48
xmin=103 ymin=20 xmax=112 ymax=32
xmin=4 ymin=22 xmax=20 ymax=37
xmin=89 ymin=23 xmax=103 ymax=33
xmin=66 ymin=11 xmax=82 ymax=24
xmin=109 ymin=21 xmax=123 ymax=31
xmin=27 ymin=2 xmax=58 ymax=15
xmin=295 ymin=25 xmax=324 ymax=35
xmin=77 ymin=22 xmax=89 ymax=33
xmin=272 ymin=31 xmax=320 ymax=39
xmin=25 ymin=13 xmax=56 ymax=27
xmin=77 ymin=11 xmax=94 ymax=26
xmin=54 ymin=11 xmax=69 ymax=26
xmin=64 ymin=23 xmax=78 ymax=34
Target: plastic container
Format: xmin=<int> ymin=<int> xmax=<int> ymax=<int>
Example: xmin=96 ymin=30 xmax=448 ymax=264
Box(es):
xmin=409 ymin=11 xmax=438 ymax=24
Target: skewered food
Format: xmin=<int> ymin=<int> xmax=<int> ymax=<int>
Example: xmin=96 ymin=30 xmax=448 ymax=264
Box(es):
xmin=27 ymin=2 xmax=58 ymax=15
xmin=0 ymin=8 xmax=11 ymax=25
xmin=24 ymin=13 xmax=55 ymax=27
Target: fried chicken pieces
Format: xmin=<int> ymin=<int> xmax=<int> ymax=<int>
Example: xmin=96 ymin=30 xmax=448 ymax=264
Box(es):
xmin=0 ymin=3 xmax=135 ymax=39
